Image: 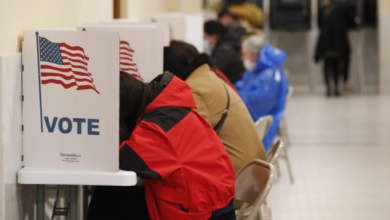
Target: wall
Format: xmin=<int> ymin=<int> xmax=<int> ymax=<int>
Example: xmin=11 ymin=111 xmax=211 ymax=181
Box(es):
xmin=122 ymin=0 xmax=203 ymax=21
xmin=0 ymin=0 xmax=113 ymax=56
xmin=379 ymin=0 xmax=390 ymax=92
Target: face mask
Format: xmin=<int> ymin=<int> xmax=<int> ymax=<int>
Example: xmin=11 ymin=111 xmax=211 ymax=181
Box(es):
xmin=203 ymin=40 xmax=214 ymax=54
xmin=243 ymin=59 xmax=256 ymax=71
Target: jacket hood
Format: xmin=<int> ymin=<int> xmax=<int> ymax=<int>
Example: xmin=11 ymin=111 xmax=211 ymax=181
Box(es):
xmin=145 ymin=73 xmax=197 ymax=112
xmin=255 ymin=43 xmax=287 ymax=71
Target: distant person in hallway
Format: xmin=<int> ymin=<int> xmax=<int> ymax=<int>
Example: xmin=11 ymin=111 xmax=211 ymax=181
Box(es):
xmin=315 ymin=0 xmax=358 ymax=96
xmin=204 ymin=20 xmax=245 ymax=84
xmin=235 ymin=36 xmax=289 ymax=152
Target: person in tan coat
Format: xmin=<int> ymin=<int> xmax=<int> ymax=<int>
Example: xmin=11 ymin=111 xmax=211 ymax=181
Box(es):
xmin=163 ymin=46 xmax=267 ymax=173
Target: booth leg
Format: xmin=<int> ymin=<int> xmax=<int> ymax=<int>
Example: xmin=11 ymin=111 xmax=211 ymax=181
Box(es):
xmin=69 ymin=185 xmax=79 ymax=220
xmin=36 ymin=185 xmax=45 ymax=220
xmin=83 ymin=185 xmax=89 ymax=220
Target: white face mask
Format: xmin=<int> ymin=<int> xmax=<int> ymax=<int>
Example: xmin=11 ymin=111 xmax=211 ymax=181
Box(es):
xmin=203 ymin=40 xmax=214 ymax=54
xmin=243 ymin=59 xmax=256 ymax=71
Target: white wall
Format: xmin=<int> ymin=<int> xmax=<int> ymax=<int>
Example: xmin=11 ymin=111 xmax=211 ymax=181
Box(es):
xmin=379 ymin=0 xmax=390 ymax=92
xmin=122 ymin=0 xmax=203 ymax=21
xmin=0 ymin=0 xmax=113 ymax=56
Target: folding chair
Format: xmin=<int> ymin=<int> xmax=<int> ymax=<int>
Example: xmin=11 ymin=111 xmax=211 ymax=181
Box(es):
xmin=278 ymin=86 xmax=293 ymax=147
xmin=255 ymin=115 xmax=273 ymax=140
xmin=267 ymin=140 xmax=284 ymax=165
xmin=235 ymin=160 xmax=275 ymax=220
xmin=277 ymin=86 xmax=294 ymax=183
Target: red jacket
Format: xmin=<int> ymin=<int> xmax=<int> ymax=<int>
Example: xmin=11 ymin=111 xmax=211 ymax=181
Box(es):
xmin=120 ymin=73 xmax=235 ymax=220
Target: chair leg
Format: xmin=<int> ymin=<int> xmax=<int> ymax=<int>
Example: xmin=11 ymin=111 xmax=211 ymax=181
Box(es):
xmin=283 ymin=147 xmax=294 ymax=184
xmin=261 ymin=204 xmax=272 ymax=220
xmin=279 ymin=117 xmax=291 ymax=148
xmin=236 ymin=203 xmax=249 ymax=220
xmin=258 ymin=208 xmax=263 ymax=220
xmin=274 ymin=161 xmax=281 ymax=178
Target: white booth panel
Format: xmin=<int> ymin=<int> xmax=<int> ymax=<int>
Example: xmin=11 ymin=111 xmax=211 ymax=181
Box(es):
xmin=96 ymin=21 xmax=170 ymax=46
xmin=0 ymin=54 xmax=35 ymax=220
xmin=152 ymin=12 xmax=204 ymax=52
xmin=78 ymin=26 xmax=164 ymax=82
xmin=22 ymin=30 xmax=120 ymax=172
xmin=202 ymin=9 xmax=218 ymax=22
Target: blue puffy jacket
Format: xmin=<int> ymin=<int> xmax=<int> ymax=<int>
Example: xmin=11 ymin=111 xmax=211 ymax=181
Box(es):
xmin=235 ymin=43 xmax=289 ymax=152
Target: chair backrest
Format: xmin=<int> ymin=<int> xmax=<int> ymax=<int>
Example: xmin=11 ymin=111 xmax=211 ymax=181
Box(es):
xmin=267 ymin=139 xmax=284 ymax=165
xmin=255 ymin=115 xmax=273 ymax=140
xmin=235 ymin=159 xmax=275 ymax=220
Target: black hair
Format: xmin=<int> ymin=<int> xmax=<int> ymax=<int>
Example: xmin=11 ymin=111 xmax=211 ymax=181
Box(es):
xmin=119 ymin=71 xmax=152 ymax=143
xmin=204 ymin=20 xmax=226 ymax=37
xmin=191 ymin=53 xmax=215 ymax=71
xmin=164 ymin=44 xmax=216 ymax=80
xmin=218 ymin=8 xmax=237 ymax=20
xmin=163 ymin=47 xmax=192 ymax=80
xmin=170 ymin=40 xmax=200 ymax=63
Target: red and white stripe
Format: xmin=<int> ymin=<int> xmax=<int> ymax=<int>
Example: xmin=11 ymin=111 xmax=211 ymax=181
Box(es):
xmin=40 ymin=43 xmax=99 ymax=94
xmin=120 ymin=41 xmax=143 ymax=81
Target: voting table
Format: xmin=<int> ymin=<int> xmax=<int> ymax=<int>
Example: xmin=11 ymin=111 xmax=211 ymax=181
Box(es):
xmin=20 ymin=30 xmax=131 ymax=220
xmin=18 ymin=167 xmax=137 ymax=220
xmin=16 ymin=28 xmax=160 ymax=220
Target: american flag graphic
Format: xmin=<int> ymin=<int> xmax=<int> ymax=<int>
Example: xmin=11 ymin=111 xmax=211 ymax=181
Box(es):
xmin=39 ymin=37 xmax=100 ymax=94
xmin=120 ymin=40 xmax=143 ymax=81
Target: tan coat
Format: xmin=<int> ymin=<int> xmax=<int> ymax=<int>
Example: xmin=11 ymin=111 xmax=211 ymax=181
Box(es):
xmin=186 ymin=64 xmax=267 ymax=173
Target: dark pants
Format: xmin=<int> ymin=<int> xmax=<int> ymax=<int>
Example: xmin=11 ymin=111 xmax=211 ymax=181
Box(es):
xmin=208 ymin=209 xmax=236 ymax=220
xmin=87 ymin=186 xmax=149 ymax=220
xmin=343 ymin=57 xmax=350 ymax=83
xmin=88 ymin=186 xmax=236 ymax=220
xmin=324 ymin=57 xmax=344 ymax=94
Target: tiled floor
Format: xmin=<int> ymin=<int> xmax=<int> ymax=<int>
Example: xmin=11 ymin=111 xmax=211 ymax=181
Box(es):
xmin=267 ymin=94 xmax=390 ymax=220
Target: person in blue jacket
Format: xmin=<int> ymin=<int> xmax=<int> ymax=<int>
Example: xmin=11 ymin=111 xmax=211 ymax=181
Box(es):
xmin=235 ymin=36 xmax=289 ymax=152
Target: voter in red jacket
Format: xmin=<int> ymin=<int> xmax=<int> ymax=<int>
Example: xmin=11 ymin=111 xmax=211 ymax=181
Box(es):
xmin=115 ymin=72 xmax=236 ymax=220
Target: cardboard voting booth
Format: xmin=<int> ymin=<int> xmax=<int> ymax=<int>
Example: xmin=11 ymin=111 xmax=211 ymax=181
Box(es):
xmin=78 ymin=25 xmax=164 ymax=82
xmin=152 ymin=12 xmax=204 ymax=52
xmin=22 ymin=30 xmax=120 ymax=172
xmin=99 ymin=21 xmax=170 ymax=46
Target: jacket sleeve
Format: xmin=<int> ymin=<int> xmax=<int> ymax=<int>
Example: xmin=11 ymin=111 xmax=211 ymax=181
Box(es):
xmin=238 ymin=69 xmax=282 ymax=119
xmin=214 ymin=46 xmax=236 ymax=73
xmin=119 ymin=121 xmax=179 ymax=179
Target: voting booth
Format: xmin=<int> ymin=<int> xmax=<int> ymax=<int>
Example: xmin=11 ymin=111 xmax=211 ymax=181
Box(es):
xmin=152 ymin=12 xmax=204 ymax=52
xmin=77 ymin=25 xmax=164 ymax=82
xmin=99 ymin=20 xmax=171 ymax=46
xmin=22 ymin=30 xmax=120 ymax=172
xmin=18 ymin=30 xmax=138 ymax=220
xmin=8 ymin=19 xmax=164 ymax=220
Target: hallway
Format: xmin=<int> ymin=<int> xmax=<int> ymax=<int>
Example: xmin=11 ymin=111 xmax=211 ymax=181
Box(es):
xmin=267 ymin=94 xmax=390 ymax=220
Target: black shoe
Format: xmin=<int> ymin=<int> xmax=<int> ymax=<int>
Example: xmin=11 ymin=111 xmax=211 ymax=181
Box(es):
xmin=335 ymin=90 xmax=341 ymax=97
xmin=326 ymin=90 xmax=331 ymax=97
